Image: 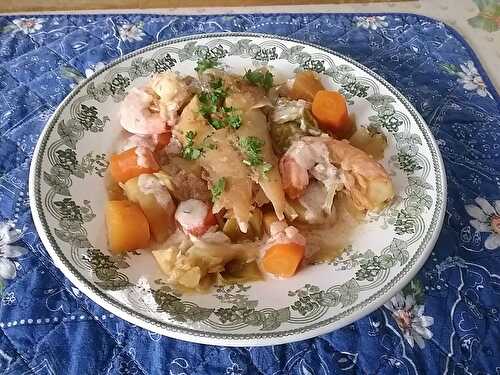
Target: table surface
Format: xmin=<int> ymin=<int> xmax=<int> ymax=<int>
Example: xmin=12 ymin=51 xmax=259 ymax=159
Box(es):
xmin=0 ymin=6 xmax=499 ymax=375
xmin=1 ymin=0 xmax=499 ymax=92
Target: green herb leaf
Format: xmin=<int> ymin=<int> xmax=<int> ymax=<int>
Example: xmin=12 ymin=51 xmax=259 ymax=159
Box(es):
xmin=181 ymin=131 xmax=203 ymax=160
xmin=210 ymin=78 xmax=227 ymax=97
xmin=211 ymin=177 xmax=226 ymax=202
xmin=198 ymin=92 xmax=218 ymax=117
xmin=198 ymin=79 xmax=243 ymax=131
xmin=195 ymin=57 xmax=218 ymax=73
xmin=185 ymin=148 xmax=202 ymax=160
xmin=261 ymin=162 xmax=273 ymax=174
xmin=185 ymin=130 xmax=196 ymax=142
xmin=244 ymin=69 xmax=274 ymax=91
xmin=224 ymin=107 xmax=242 ymax=129
xmin=208 ymin=118 xmax=225 ymax=130
xmin=239 ymin=136 xmax=265 ymax=166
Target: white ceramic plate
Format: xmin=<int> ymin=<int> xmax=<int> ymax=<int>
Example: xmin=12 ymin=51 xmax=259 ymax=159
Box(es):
xmin=29 ymin=33 xmax=446 ymax=347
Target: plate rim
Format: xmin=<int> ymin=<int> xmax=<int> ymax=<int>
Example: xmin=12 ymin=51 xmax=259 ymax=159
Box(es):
xmin=29 ymin=31 xmax=447 ymax=347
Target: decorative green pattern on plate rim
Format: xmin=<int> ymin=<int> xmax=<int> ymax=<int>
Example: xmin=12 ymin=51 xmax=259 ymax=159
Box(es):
xmin=30 ymin=32 xmax=446 ymax=345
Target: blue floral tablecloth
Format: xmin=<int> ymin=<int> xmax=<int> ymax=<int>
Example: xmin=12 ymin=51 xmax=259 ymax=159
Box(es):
xmin=0 ymin=12 xmax=499 ymax=374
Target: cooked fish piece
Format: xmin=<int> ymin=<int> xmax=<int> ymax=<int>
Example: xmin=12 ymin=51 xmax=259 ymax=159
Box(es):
xmin=227 ymin=92 xmax=287 ymax=220
xmin=174 ymin=95 xmax=212 ymax=144
xmin=175 ymin=95 xmax=254 ymax=232
xmin=201 ymin=128 xmax=253 ymax=232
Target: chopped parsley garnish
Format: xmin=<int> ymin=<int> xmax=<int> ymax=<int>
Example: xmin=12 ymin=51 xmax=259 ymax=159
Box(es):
xmin=243 ymin=69 xmax=274 ymax=91
xmin=198 ymin=92 xmax=218 ymax=118
xmin=224 ymin=107 xmax=242 ymax=129
xmin=262 ymin=162 xmax=273 ymax=174
xmin=195 ymin=56 xmax=218 ymax=73
xmin=238 ymin=136 xmax=273 ymax=176
xmin=210 ymin=78 xmax=227 ymax=97
xmin=198 ymin=79 xmax=242 ymax=130
xmin=209 ymin=118 xmax=225 ymax=130
xmin=181 ymin=131 xmax=203 ymax=160
xmin=239 ymin=136 xmax=265 ymax=166
xmin=211 ymin=177 xmax=226 ymax=202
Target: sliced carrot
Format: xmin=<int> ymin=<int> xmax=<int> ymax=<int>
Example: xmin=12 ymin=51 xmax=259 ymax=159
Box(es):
xmin=311 ymin=90 xmax=353 ymax=138
xmin=289 ymin=70 xmax=324 ymax=101
xmin=106 ymin=200 xmax=150 ymax=253
xmin=154 ymin=131 xmax=172 ymax=152
xmin=109 ymin=147 xmax=160 ymax=183
xmin=261 ymin=243 xmax=305 ymax=278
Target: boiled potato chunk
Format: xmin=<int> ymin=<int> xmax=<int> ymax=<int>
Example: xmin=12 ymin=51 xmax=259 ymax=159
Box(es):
xmin=106 ymin=200 xmax=150 ymax=253
xmin=289 ymin=70 xmax=324 ymax=101
xmin=123 ymin=175 xmax=176 ymax=243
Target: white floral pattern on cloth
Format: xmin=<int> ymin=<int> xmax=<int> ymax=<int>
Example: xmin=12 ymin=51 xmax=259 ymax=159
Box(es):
xmin=226 ymin=363 xmax=244 ymax=375
xmin=457 ymin=61 xmax=490 ymax=97
xmin=1 ymin=291 xmax=16 ymax=305
xmin=355 ymin=16 xmax=388 ymax=30
xmin=384 ymin=292 xmax=434 ymax=349
xmin=12 ymin=18 xmax=44 ymax=34
xmin=118 ymin=23 xmax=146 ymax=42
xmin=0 ymin=221 xmax=27 ymax=291
xmin=465 ymin=197 xmax=500 ymax=250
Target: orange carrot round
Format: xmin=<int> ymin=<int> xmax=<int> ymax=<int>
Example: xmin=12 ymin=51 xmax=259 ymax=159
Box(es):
xmin=109 ymin=147 xmax=160 ymax=183
xmin=106 ymin=200 xmax=150 ymax=253
xmin=261 ymin=243 xmax=305 ymax=278
xmin=311 ymin=90 xmax=352 ymax=138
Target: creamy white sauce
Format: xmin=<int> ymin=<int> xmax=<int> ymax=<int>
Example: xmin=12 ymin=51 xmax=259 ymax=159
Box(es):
xmin=298 ymin=182 xmax=334 ymax=223
xmin=150 ymin=72 xmax=191 ymax=124
xmin=311 ymin=162 xmax=343 ymax=213
xmin=288 ymin=140 xmax=330 ymax=171
xmin=135 ymin=146 xmax=151 ymax=168
xmin=175 ymin=199 xmax=208 ymax=232
xmin=137 ymin=174 xmax=172 ymax=209
xmin=265 ymin=223 xmax=306 ymax=249
xmin=287 ymin=139 xmax=344 ymax=216
xmin=118 ymin=134 xmax=157 ymax=153
xmin=269 ymin=221 xmax=288 ymax=236
xmin=258 ymin=222 xmax=306 ymax=280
